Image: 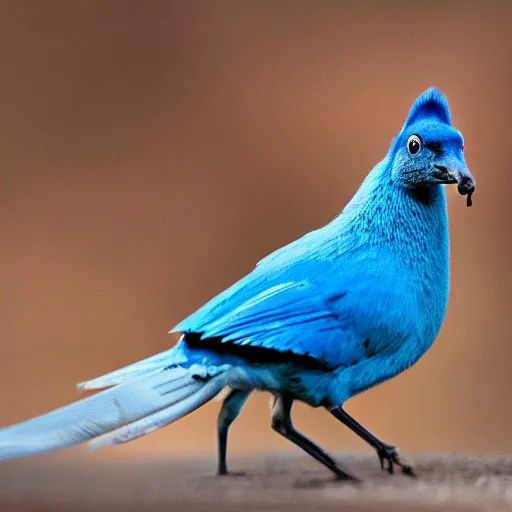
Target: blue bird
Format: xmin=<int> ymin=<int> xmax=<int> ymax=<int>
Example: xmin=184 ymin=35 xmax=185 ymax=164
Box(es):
xmin=0 ymin=88 xmax=475 ymax=480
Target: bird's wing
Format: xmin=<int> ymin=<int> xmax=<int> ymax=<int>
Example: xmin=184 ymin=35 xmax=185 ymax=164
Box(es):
xmin=171 ymin=222 xmax=414 ymax=369
xmin=172 ymin=278 xmax=364 ymax=369
xmin=172 ymin=220 xmax=343 ymax=342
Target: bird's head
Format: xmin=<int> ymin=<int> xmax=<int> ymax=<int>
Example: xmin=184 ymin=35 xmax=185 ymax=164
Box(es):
xmin=389 ymin=88 xmax=475 ymax=206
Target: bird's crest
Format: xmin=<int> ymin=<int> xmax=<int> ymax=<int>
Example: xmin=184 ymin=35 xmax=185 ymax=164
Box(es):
xmin=388 ymin=87 xmax=452 ymax=154
xmin=403 ymin=87 xmax=451 ymax=128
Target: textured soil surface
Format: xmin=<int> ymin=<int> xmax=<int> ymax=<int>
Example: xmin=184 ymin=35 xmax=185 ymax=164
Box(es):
xmin=2 ymin=454 xmax=512 ymax=511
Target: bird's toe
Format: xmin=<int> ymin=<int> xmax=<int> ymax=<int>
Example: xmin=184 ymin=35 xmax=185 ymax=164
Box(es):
xmin=377 ymin=444 xmax=414 ymax=477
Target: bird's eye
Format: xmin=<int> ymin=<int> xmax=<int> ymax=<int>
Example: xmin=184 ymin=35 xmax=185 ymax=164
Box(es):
xmin=407 ymin=135 xmax=422 ymax=155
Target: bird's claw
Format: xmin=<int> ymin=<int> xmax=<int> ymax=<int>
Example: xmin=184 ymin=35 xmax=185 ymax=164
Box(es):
xmin=216 ymin=467 xmax=247 ymax=477
xmin=377 ymin=444 xmax=415 ymax=477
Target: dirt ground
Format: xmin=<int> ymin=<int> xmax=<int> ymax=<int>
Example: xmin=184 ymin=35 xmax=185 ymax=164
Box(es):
xmin=1 ymin=454 xmax=512 ymax=512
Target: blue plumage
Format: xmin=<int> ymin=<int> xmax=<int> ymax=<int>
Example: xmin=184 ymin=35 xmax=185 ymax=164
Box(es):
xmin=0 ymin=88 xmax=475 ymax=480
xmin=170 ymin=89 xmax=470 ymax=404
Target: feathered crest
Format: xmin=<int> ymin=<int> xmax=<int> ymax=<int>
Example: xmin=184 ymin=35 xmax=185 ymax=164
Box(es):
xmin=403 ymin=87 xmax=451 ymax=127
xmin=388 ymin=87 xmax=452 ymax=154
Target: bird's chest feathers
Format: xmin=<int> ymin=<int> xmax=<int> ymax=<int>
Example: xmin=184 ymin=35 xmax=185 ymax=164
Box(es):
xmin=344 ymin=184 xmax=450 ymax=353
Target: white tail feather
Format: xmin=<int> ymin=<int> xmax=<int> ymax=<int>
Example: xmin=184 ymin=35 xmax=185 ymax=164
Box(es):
xmin=0 ymin=366 xmax=214 ymax=460
xmin=77 ymin=348 xmax=179 ymax=390
xmin=89 ymin=377 xmax=226 ymax=450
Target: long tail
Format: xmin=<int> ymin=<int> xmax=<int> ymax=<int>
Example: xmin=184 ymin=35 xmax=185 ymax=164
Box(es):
xmin=76 ymin=348 xmax=178 ymax=391
xmin=0 ymin=365 xmax=226 ymax=460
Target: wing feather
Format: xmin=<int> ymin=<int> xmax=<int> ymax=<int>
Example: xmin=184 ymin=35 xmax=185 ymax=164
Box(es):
xmin=174 ymin=279 xmax=362 ymax=368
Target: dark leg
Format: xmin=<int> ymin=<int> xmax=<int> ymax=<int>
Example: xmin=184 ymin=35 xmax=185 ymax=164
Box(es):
xmin=217 ymin=389 xmax=250 ymax=476
xmin=330 ymin=406 xmax=414 ymax=476
xmin=271 ymin=395 xmax=358 ymax=481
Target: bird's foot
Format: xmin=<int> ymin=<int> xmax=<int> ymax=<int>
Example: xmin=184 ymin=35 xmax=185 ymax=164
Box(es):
xmin=333 ymin=471 xmax=361 ymax=483
xmin=376 ymin=444 xmax=415 ymax=477
xmin=330 ymin=463 xmax=361 ymax=483
xmin=216 ymin=468 xmax=246 ymax=477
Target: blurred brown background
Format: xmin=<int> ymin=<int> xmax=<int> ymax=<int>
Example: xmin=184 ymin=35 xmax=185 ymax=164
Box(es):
xmin=1 ymin=1 xmax=511 ymax=460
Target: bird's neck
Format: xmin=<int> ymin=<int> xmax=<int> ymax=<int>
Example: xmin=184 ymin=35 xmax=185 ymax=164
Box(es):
xmin=339 ymin=159 xmax=450 ymax=268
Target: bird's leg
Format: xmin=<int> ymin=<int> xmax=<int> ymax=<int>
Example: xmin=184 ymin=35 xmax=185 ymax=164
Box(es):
xmin=271 ymin=395 xmax=358 ymax=481
xmin=216 ymin=388 xmax=250 ymax=476
xmin=330 ymin=406 xmax=414 ymax=477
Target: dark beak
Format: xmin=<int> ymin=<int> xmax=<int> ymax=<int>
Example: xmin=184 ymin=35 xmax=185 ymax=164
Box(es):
xmin=434 ymin=164 xmax=476 ymax=207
